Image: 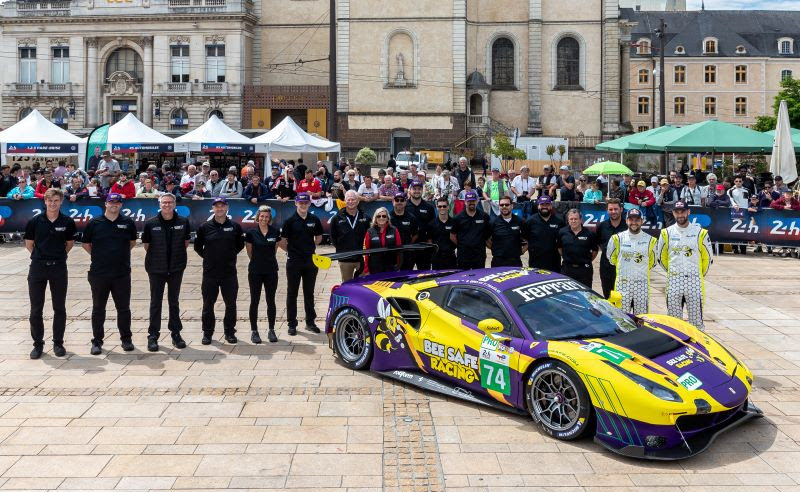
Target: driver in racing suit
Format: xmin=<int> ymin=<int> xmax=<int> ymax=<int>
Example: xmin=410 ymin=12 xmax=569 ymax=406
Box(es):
xmin=605 ymin=208 xmax=657 ymax=314
xmin=655 ymin=201 xmax=713 ymax=330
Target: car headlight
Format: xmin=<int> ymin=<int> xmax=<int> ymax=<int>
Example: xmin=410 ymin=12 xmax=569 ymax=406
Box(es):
xmin=604 ymin=361 xmax=683 ymax=403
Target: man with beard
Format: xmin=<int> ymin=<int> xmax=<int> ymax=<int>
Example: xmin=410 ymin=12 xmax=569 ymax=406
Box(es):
xmin=656 ymin=202 xmax=713 ymax=330
xmin=430 ymin=197 xmax=457 ymax=269
xmin=330 ymin=190 xmax=370 ymax=281
xmin=451 ymin=191 xmax=489 ymax=269
xmin=557 ymin=209 xmax=598 ymax=288
xmin=407 ymin=180 xmax=435 ymax=269
xmin=606 ymin=209 xmax=657 ymax=314
xmin=523 ymin=195 xmax=565 ymax=272
xmin=488 ymin=196 xmax=526 ymax=267
xmin=595 ymin=198 xmax=627 ymax=298
xmin=390 ymin=192 xmax=419 ymax=270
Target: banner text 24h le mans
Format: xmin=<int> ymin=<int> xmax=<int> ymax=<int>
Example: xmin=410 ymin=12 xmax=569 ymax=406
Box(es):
xmin=0 ymin=199 xmax=799 ymax=247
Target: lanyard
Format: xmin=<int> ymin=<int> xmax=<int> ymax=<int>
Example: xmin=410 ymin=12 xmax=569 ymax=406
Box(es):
xmin=345 ymin=211 xmax=359 ymax=230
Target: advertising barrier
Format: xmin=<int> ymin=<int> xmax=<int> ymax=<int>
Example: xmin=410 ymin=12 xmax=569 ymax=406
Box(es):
xmin=0 ymin=198 xmax=799 ymax=247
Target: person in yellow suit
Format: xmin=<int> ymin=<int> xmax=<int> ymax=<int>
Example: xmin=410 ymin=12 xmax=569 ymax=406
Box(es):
xmin=656 ymin=201 xmax=713 ymax=330
xmin=606 ymin=209 xmax=657 ymax=314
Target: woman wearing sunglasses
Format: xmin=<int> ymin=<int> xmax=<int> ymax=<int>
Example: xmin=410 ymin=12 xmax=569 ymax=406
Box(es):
xmin=362 ymin=207 xmax=402 ymax=275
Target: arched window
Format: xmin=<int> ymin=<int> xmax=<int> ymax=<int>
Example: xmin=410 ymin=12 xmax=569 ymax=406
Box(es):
xmin=703 ymin=38 xmax=717 ymax=54
xmin=778 ymin=38 xmax=794 ymax=55
xmin=782 ymin=69 xmax=793 ymax=81
xmin=105 ymin=48 xmax=143 ymax=82
xmin=469 ymin=94 xmax=483 ymax=115
xmin=556 ymin=37 xmax=581 ymax=89
xmin=491 ymin=37 xmax=515 ymax=88
xmin=636 ymin=39 xmax=651 ymax=55
xmin=170 ymin=108 xmax=188 ymax=130
xmin=52 ymin=108 xmax=68 ymax=129
xmin=18 ymin=107 xmax=33 ymax=121
xmin=209 ymin=109 xmax=224 ymax=120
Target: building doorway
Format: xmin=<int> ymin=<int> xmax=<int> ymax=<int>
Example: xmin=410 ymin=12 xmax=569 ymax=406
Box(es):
xmin=391 ymin=130 xmax=411 ymax=155
xmin=111 ymin=99 xmax=137 ymax=123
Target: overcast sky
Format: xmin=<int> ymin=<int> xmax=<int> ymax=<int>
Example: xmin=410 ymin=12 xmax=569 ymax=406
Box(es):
xmin=685 ymin=0 xmax=800 ymax=9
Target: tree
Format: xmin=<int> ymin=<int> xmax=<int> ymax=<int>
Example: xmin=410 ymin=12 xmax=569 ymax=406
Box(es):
xmin=753 ymin=115 xmax=776 ymax=132
xmin=490 ymin=134 xmax=526 ymax=161
xmin=545 ymin=144 xmax=556 ymax=164
xmin=354 ymin=147 xmax=377 ymax=165
xmin=755 ymin=77 xmax=800 ymax=132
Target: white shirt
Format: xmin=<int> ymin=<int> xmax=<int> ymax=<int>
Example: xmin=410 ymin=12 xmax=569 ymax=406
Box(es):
xmin=357 ymin=182 xmax=379 ymax=198
xmin=511 ymin=175 xmax=537 ymax=197
xmin=180 ymin=173 xmax=197 ymax=186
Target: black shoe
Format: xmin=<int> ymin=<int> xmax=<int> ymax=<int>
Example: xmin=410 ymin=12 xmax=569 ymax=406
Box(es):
xmin=121 ymin=340 xmax=135 ymax=352
xmin=171 ymin=335 xmax=186 ymax=349
xmin=267 ymin=329 xmax=277 ymax=343
xmin=90 ymin=343 xmax=102 ymax=356
xmin=225 ymin=334 xmax=237 ymax=344
xmin=305 ymin=323 xmax=321 ymax=334
xmin=201 ymin=334 xmax=212 ymax=345
xmin=251 ymin=331 xmax=262 ymax=344
xmin=30 ymin=346 xmax=43 ymax=360
xmin=147 ymin=338 xmax=159 ymax=352
xmin=53 ymin=344 xmax=66 ymax=357
xmin=288 ymin=326 xmax=297 ymax=336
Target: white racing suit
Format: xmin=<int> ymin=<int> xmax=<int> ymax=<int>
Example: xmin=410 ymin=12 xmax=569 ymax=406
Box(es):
xmin=606 ymin=230 xmax=657 ymax=314
xmin=656 ymin=223 xmax=713 ymax=330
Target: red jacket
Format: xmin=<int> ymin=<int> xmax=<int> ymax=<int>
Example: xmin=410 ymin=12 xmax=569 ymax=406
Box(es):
xmin=771 ymin=197 xmax=800 ymax=211
xmin=362 ymin=225 xmax=402 ymax=274
xmin=628 ymin=188 xmax=655 ymax=207
xmin=111 ymin=180 xmax=136 ymax=199
xmin=34 ymin=179 xmax=52 ymax=199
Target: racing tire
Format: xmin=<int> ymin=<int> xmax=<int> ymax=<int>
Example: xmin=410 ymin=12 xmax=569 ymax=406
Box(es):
xmin=526 ymin=360 xmax=593 ymax=441
xmin=332 ymin=308 xmax=373 ymax=370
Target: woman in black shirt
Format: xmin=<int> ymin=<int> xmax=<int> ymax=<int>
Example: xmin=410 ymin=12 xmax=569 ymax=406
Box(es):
xmin=245 ymin=205 xmax=283 ymax=343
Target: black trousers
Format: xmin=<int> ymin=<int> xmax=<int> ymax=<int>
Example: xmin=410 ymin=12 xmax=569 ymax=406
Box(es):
xmin=600 ymin=264 xmax=616 ymax=299
xmin=529 ymin=253 xmax=561 ymax=273
xmin=286 ymin=260 xmax=318 ymax=328
xmin=148 ymin=271 xmax=184 ymax=339
xmin=400 ymin=252 xmax=415 ymax=271
xmin=28 ymin=261 xmax=68 ymax=347
xmin=562 ymin=264 xmax=593 ymax=290
xmin=249 ymin=272 xmax=278 ymax=332
xmin=457 ymin=256 xmax=486 ymax=270
xmin=89 ymin=273 xmax=132 ymax=346
xmin=431 ymin=252 xmax=457 ymax=270
xmin=491 ymin=256 xmax=523 ymax=267
xmin=201 ymin=275 xmax=238 ymax=336
xmin=413 ymin=250 xmax=433 ymax=271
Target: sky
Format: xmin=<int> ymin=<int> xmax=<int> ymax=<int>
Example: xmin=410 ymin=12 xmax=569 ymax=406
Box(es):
xmin=686 ymin=0 xmax=800 ymax=9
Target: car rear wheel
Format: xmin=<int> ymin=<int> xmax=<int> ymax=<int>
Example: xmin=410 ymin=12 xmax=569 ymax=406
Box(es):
xmin=526 ymin=360 xmax=593 ymax=440
xmin=333 ymin=308 xmax=373 ymax=370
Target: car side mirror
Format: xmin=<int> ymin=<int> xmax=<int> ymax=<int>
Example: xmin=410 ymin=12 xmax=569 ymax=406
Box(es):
xmin=478 ymin=318 xmax=509 ymax=341
xmin=608 ymin=291 xmax=623 ymax=309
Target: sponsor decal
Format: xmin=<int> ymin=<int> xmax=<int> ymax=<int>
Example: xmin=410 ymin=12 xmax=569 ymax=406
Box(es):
xmin=580 ymin=342 xmax=632 ymax=365
xmin=392 ymin=370 xmax=414 ymax=380
xmin=479 ymin=335 xmax=511 ymax=395
xmin=677 ymin=372 xmax=703 ymax=390
xmin=423 ymin=339 xmax=479 ymax=383
xmin=665 ymin=353 xmax=693 ymax=369
xmin=510 ymin=278 xmax=584 ymax=303
xmin=416 ymin=291 xmax=430 ymax=301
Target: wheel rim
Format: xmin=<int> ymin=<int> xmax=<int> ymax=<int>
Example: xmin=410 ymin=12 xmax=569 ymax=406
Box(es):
xmin=531 ymin=369 xmax=581 ymax=432
xmin=336 ymin=314 xmax=367 ymax=363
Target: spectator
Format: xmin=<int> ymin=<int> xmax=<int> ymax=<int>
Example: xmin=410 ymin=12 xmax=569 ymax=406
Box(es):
xmin=582 ymin=180 xmax=603 ymax=204
xmin=180 ymin=165 xmax=198 ymax=186
xmin=86 ymin=177 xmax=103 ymax=199
xmin=537 ymin=165 xmax=559 ymax=199
xmin=207 ymin=170 xmax=223 ymax=197
xmin=96 ymin=151 xmax=120 ymax=189
xmin=619 ymin=174 xmax=633 ymax=201
xmin=387 ymin=154 xmax=397 ymax=171
xmin=771 ymin=190 xmax=800 ymax=211
xmin=343 ymin=170 xmax=361 ymax=191
xmin=397 ymin=169 xmax=411 ymax=192
xmin=774 ymin=176 xmax=789 ymax=194
xmin=317 ymin=164 xmax=334 ymax=192
xmin=607 ymin=179 xmax=624 ymax=202
xmin=722 ymin=176 xmax=733 ymax=191
xmin=217 ymin=172 xmax=243 ymax=199
xmin=195 ymin=163 xmax=211 ymax=186
xmin=454 ymin=157 xmax=475 ymax=191
xmin=357 ymin=175 xmax=379 ymax=202
xmin=34 ymin=170 xmax=60 ymax=199
xmin=476 ymin=176 xmax=486 ymax=203
xmin=628 ymin=180 xmax=656 ymax=223
xmin=162 ymin=178 xmax=182 ymax=201
xmin=483 ymin=167 xmax=509 ymax=213
xmin=759 ymin=182 xmax=780 ymax=208
xmin=65 ymin=176 xmax=89 ymax=202
xmin=240 ymin=163 xmax=256 ymax=187
xmin=188 ymin=180 xmax=211 ymax=200
xmin=378 ymin=175 xmax=399 ymax=201
xmin=457 ymin=180 xmax=478 ymax=201
xmin=680 ymin=174 xmax=703 ymax=206
xmin=420 ymin=171 xmax=436 ymax=201
xmin=646 ymin=175 xmax=660 ymax=198
xmin=243 ymin=175 xmax=270 ymax=203
xmin=671 ymin=173 xmax=686 ymax=201
xmin=296 ymin=168 xmax=323 ymax=199
xmin=64 ymin=163 xmax=88 ymax=187
xmin=110 ymin=172 xmax=136 ymax=199
xmin=511 ymin=166 xmax=536 ymax=203
xmin=274 ymin=167 xmax=296 ymax=201
xmin=134 ymin=173 xmax=148 ymax=195
xmin=436 ymin=169 xmax=459 ymax=202
xmin=557 ymin=165 xmax=576 ymax=201
xmin=575 ymin=176 xmax=589 ymax=200
xmin=136 ymin=177 xmax=161 ymax=198
xmin=0 ymin=164 xmax=17 ymax=197
xmin=656 ymin=178 xmax=677 ymax=226
xmin=702 ymin=173 xmax=718 ymax=206
xmin=738 ymin=164 xmax=757 ymax=196
xmin=7 ymin=178 xmax=35 ymax=200
xmin=708 ymin=184 xmax=731 ymax=208
xmin=727 ymin=175 xmax=751 ymax=209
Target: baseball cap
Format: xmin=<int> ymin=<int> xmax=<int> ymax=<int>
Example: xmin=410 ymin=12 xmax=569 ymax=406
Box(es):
xmin=464 ymin=191 xmax=478 ymax=201
xmin=296 ymin=192 xmax=311 ymax=203
xmin=559 ymin=165 xmax=570 ymax=171
xmin=394 ymin=191 xmax=407 ymax=200
xmin=537 ymin=195 xmax=552 ymax=204
xmin=417 ymin=171 xmax=425 ymax=177
xmin=660 ymin=178 xmax=669 ymax=185
xmin=673 ymin=201 xmax=688 ymax=210
xmin=105 ymin=193 xmax=123 ymax=203
xmin=687 ymin=174 xmax=697 ymax=179
xmin=775 ymin=175 xmax=784 ymax=181
xmin=627 ymin=208 xmax=642 ymax=218
xmin=637 ymin=180 xmax=646 ymax=187
xmin=651 ymin=176 xmax=659 ymax=183
xmin=716 ymin=184 xmax=725 ymax=191
xmin=212 ymin=197 xmax=227 ymax=205
xmin=411 ymin=180 xmax=423 ymax=188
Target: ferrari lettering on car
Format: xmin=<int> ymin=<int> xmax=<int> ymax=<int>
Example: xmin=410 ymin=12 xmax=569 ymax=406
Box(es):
xmin=511 ymin=278 xmax=584 ymax=303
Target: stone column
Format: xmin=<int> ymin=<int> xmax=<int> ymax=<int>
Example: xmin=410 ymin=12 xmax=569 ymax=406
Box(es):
xmin=142 ymin=37 xmax=153 ymax=126
xmin=86 ymin=37 xmax=99 ymax=128
xmin=526 ymin=0 xmax=543 ymax=135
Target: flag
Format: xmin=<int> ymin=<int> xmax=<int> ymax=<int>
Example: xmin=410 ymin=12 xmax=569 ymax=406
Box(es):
xmin=85 ymin=123 xmax=109 ymax=171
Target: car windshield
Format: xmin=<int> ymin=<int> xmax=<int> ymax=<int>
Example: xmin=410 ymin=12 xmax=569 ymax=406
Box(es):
xmin=510 ymin=289 xmax=638 ymax=340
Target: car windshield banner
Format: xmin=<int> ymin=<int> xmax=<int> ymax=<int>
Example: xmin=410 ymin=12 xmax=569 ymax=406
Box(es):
xmin=6 ymin=143 xmax=79 ymax=154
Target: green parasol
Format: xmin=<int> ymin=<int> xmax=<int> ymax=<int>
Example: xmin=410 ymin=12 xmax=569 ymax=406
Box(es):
xmin=582 ymin=161 xmax=634 ymax=176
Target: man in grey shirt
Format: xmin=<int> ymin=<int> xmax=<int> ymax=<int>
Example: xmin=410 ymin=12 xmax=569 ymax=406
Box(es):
xmin=96 ymin=151 xmax=120 ymax=189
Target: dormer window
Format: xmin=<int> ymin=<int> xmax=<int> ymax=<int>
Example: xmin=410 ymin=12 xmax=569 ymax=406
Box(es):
xmin=736 ymin=45 xmax=746 ymax=54
xmin=674 ymin=45 xmax=685 ymax=55
xmin=637 ymin=38 xmax=651 ymax=55
xmin=779 ymin=38 xmax=794 ymax=55
xmin=703 ymin=38 xmax=718 ymax=54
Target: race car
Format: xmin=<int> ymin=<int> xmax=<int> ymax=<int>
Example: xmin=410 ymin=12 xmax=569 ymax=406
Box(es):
xmin=324 ymin=266 xmax=762 ymax=460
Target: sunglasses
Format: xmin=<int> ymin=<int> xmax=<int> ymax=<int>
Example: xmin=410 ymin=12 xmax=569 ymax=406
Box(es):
xmin=376 ymin=214 xmax=388 ymax=218
xmin=499 ymin=203 xmax=511 ymax=207
xmin=437 ymin=205 xmax=448 ymax=209
xmin=394 ymin=198 xmax=405 ymax=202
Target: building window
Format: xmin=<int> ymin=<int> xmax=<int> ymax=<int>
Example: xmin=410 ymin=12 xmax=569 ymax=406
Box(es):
xmin=674 ymin=65 xmax=686 ymax=84
xmin=638 ymin=69 xmax=649 ymax=84
xmin=779 ymin=38 xmax=793 ymax=55
xmin=636 ymin=39 xmax=651 ymax=55
xmin=51 ymin=47 xmax=69 ymax=84
xmin=19 ymin=47 xmax=36 ymax=84
xmin=18 ymin=107 xmax=33 ymax=121
xmin=51 ymin=108 xmax=68 ymax=129
xmin=704 ymin=65 xmax=716 ymax=84
xmin=735 ymin=97 xmax=747 ymax=116
xmin=736 ymin=45 xmax=746 ymax=54
xmin=556 ymin=37 xmax=581 ymax=89
xmin=674 ymin=96 xmax=686 ymax=116
xmin=782 ymin=69 xmax=793 ymax=81
xmin=170 ymin=108 xmax=189 ymax=130
xmin=106 ymin=48 xmax=143 ymax=82
xmin=638 ymin=96 xmax=649 ymax=115
xmin=491 ymin=37 xmax=514 ymax=88
xmin=704 ymin=96 xmax=716 ymax=116
xmin=674 ymin=45 xmax=685 ymax=55
xmin=209 ymin=109 xmax=224 ymax=120
xmin=637 ymin=125 xmax=649 ymax=132
xmin=703 ymin=38 xmax=717 ymax=54
xmin=205 ymin=44 xmax=226 ymax=83
xmin=171 ymin=45 xmax=190 ymax=83
xmin=735 ymin=65 xmax=747 ymax=84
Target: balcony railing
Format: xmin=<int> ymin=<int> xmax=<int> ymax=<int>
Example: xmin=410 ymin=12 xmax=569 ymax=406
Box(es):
xmin=168 ymin=0 xmax=226 ymax=9
xmin=167 ymin=82 xmax=191 ymax=92
xmin=16 ymin=0 xmax=71 ymax=16
xmin=202 ymin=82 xmax=224 ymax=92
xmin=467 ymin=115 xmax=488 ymax=126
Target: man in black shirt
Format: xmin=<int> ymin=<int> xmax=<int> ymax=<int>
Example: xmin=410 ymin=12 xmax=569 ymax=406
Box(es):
xmin=330 ymin=190 xmax=370 ymax=281
xmin=142 ymin=193 xmax=191 ymax=352
xmin=390 ymin=192 xmax=419 ymax=270
xmin=451 ymin=191 xmax=489 ymax=269
xmin=194 ymin=197 xmax=245 ymax=345
xmin=595 ymin=198 xmax=627 ymax=298
xmin=279 ymin=193 xmax=323 ymax=335
xmin=24 ymin=188 xmax=76 ymax=359
xmin=557 ymin=209 xmax=599 ymax=289
xmin=407 ymin=180 xmax=435 ymax=269
xmin=454 ymin=157 xmax=475 ymax=191
xmin=430 ymin=197 xmax=457 ymax=269
xmin=488 ymin=196 xmax=526 ymax=267
xmin=523 ymin=195 xmax=565 ymax=272
xmin=82 ymin=193 xmax=138 ymax=355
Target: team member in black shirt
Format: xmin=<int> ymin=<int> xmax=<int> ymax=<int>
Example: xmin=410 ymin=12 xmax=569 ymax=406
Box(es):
xmin=280 ymin=193 xmax=324 ymax=336
xmin=451 ymin=190 xmax=490 ymax=269
xmin=246 ymin=205 xmax=283 ymax=344
xmin=407 ymin=180 xmax=435 ymax=269
xmin=557 ymin=208 xmax=599 ymax=288
xmin=194 ymin=197 xmax=245 ymax=345
xmin=24 ymin=188 xmax=76 ymax=359
xmin=82 ymin=193 xmax=138 ymax=355
xmin=390 ymin=192 xmax=419 ymax=270
xmin=362 ymin=207 xmax=403 ymax=274
xmin=330 ymin=190 xmax=370 ymax=281
xmin=595 ymin=198 xmax=627 ymax=298
xmin=142 ymin=193 xmax=191 ymax=352
xmin=488 ymin=196 xmax=526 ymax=267
xmin=430 ymin=197 xmax=457 ymax=269
xmin=523 ymin=195 xmax=565 ymax=272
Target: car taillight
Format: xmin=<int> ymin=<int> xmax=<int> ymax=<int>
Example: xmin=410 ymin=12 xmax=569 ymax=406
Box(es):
xmin=332 ymin=284 xmax=340 ymax=293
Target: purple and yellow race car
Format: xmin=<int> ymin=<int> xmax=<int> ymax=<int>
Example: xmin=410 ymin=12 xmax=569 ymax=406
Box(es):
xmin=324 ymin=266 xmax=762 ymax=460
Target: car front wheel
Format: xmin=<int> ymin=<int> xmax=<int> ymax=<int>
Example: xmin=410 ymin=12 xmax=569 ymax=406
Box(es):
xmin=526 ymin=360 xmax=593 ymax=440
xmin=333 ymin=308 xmax=373 ymax=370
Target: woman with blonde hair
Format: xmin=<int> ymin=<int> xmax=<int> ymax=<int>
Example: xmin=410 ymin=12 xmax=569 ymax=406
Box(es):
xmin=245 ymin=205 xmax=284 ymax=343
xmin=362 ymin=206 xmax=402 ymax=275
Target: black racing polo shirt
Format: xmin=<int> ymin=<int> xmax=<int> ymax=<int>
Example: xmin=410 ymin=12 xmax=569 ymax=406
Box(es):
xmin=407 ymin=199 xmax=435 ymax=241
xmin=557 ymin=226 xmax=598 ymax=266
xmin=281 ymin=212 xmax=323 ymax=263
xmin=24 ymin=212 xmax=76 ymax=263
xmin=452 ymin=208 xmax=490 ymax=261
xmin=430 ymin=216 xmax=456 ymax=256
xmin=489 ymin=214 xmax=524 ymax=260
xmin=194 ymin=218 xmax=245 ymax=278
xmin=82 ymin=214 xmax=137 ymax=277
xmin=596 ymin=218 xmax=628 ymax=274
xmin=245 ymin=225 xmax=281 ymax=275
xmin=523 ymin=213 xmax=565 ymax=257
xmin=390 ymin=211 xmax=419 ymax=245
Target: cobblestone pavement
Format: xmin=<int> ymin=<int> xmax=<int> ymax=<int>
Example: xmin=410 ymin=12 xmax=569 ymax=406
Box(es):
xmin=0 ymin=242 xmax=799 ymax=491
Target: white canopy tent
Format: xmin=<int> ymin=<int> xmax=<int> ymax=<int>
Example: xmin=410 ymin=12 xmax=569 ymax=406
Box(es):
xmin=173 ymin=115 xmax=254 ymax=154
xmin=251 ymin=116 xmax=340 ymax=174
xmin=107 ymin=113 xmax=176 ymax=154
xmin=0 ymin=109 xmax=86 ymax=165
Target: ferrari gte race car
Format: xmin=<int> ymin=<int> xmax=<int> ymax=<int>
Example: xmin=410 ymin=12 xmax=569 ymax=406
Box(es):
xmin=324 ymin=266 xmax=762 ymax=460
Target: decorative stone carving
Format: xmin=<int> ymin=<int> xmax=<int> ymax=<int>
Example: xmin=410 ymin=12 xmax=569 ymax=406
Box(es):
xmin=50 ymin=38 xmax=69 ymax=46
xmin=170 ymin=35 xmax=190 ymax=44
xmin=205 ymin=34 xmax=225 ymax=45
xmin=139 ymin=37 xmax=153 ymax=48
xmin=17 ymin=38 xmax=36 ymax=46
xmin=394 ymin=52 xmax=407 ymax=86
xmin=86 ymin=37 xmax=99 ymax=48
xmin=105 ymin=71 xmax=138 ymax=96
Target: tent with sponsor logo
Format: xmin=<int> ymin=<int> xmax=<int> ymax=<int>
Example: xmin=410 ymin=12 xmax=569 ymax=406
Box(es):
xmin=173 ymin=114 xmax=254 ymax=153
xmin=107 ymin=113 xmax=177 ymax=154
xmin=0 ymin=109 xmax=86 ymax=164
